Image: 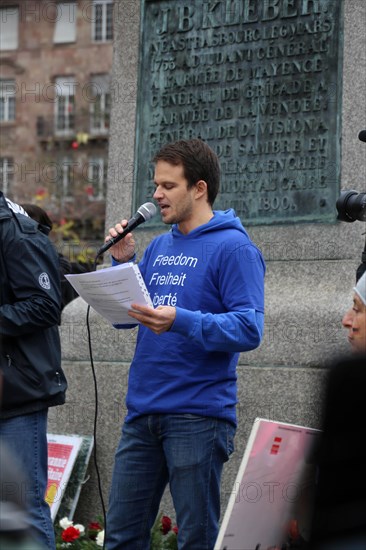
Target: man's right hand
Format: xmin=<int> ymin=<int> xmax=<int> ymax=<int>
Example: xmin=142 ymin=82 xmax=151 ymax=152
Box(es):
xmin=105 ymin=219 xmax=136 ymax=262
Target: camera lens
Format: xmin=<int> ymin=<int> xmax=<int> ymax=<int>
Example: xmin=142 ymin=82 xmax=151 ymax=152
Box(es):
xmin=336 ymin=190 xmax=366 ymax=222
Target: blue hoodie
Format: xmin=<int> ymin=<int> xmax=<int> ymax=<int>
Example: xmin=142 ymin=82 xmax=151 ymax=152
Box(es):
xmin=115 ymin=209 xmax=265 ymax=426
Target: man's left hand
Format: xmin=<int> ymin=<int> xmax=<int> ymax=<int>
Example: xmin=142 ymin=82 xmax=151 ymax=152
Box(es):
xmin=128 ymin=304 xmax=176 ymax=334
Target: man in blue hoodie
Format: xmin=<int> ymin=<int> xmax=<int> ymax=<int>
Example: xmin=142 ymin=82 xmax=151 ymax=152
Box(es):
xmin=105 ymin=139 xmax=265 ymax=550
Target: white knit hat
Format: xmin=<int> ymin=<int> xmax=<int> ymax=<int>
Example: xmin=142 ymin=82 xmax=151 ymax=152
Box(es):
xmin=354 ymin=271 xmax=366 ymax=305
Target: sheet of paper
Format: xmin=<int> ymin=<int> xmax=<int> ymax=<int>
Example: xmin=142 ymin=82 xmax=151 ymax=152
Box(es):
xmin=65 ymin=262 xmax=152 ymax=325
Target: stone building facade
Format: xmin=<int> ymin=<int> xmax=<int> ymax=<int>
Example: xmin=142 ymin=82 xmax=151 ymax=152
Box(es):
xmin=0 ymin=0 xmax=113 ymax=241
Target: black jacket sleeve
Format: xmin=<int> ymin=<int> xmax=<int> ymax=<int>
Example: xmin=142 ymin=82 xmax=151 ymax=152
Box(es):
xmin=0 ymin=214 xmax=62 ymax=336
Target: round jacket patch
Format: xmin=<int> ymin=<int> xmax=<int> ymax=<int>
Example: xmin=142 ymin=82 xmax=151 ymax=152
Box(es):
xmin=39 ymin=272 xmax=51 ymax=290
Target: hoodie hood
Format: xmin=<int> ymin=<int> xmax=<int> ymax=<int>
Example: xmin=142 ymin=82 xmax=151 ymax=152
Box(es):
xmin=171 ymin=209 xmax=249 ymax=238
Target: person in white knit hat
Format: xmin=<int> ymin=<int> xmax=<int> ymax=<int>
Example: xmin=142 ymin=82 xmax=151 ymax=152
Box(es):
xmin=342 ymin=271 xmax=366 ymax=353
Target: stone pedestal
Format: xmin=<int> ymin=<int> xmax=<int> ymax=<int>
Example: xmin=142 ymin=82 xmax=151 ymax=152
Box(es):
xmin=49 ymin=0 xmax=366 ymax=527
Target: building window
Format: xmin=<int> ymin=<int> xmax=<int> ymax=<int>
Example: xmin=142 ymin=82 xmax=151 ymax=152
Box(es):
xmin=0 ymin=79 xmax=16 ymax=122
xmin=92 ymin=0 xmax=113 ymax=42
xmin=54 ymin=77 xmax=76 ymax=135
xmin=87 ymin=157 xmax=107 ymax=200
xmin=90 ymin=74 xmax=110 ymax=134
xmin=59 ymin=157 xmax=75 ymax=200
xmin=0 ymin=7 xmax=19 ymax=50
xmin=53 ymin=2 xmax=77 ymax=44
xmin=0 ymin=157 xmax=14 ymax=195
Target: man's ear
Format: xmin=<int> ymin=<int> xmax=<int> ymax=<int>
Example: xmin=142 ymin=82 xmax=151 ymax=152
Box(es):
xmin=194 ymin=180 xmax=208 ymax=200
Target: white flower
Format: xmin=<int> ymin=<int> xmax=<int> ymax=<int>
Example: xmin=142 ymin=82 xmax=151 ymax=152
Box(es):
xmin=74 ymin=524 xmax=85 ymax=535
xmin=59 ymin=517 xmax=73 ymax=529
xmin=96 ymin=530 xmax=105 ymax=547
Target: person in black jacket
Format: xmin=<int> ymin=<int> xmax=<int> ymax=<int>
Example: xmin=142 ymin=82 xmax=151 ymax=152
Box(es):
xmin=0 ymin=192 xmax=68 ymax=549
xmin=310 ymin=354 xmax=366 ymax=550
xmin=20 ymin=203 xmax=78 ymax=310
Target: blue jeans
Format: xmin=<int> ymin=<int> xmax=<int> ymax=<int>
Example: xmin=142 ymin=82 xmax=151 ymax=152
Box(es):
xmin=0 ymin=410 xmax=55 ymax=549
xmin=106 ymin=414 xmax=235 ymax=550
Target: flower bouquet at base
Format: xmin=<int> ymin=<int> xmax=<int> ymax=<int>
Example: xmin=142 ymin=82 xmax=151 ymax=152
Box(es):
xmin=55 ymin=517 xmax=104 ymax=549
xmin=150 ymin=514 xmax=178 ymax=550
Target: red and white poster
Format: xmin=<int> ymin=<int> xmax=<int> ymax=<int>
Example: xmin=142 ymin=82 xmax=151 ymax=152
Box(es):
xmin=215 ymin=418 xmax=322 ymax=550
xmin=46 ymin=434 xmax=83 ymax=520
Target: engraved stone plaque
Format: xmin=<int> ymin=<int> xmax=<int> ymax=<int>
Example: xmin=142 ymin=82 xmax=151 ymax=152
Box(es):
xmin=134 ymin=0 xmax=344 ymax=225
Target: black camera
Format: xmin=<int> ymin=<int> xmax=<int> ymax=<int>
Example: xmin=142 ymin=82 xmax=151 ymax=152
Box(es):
xmin=336 ymin=190 xmax=366 ymax=222
xmin=337 ymin=132 xmax=366 ymax=282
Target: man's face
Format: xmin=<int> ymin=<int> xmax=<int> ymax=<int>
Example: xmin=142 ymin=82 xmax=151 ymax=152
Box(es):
xmin=153 ymin=160 xmax=196 ymax=228
xmin=342 ymin=293 xmax=366 ymax=353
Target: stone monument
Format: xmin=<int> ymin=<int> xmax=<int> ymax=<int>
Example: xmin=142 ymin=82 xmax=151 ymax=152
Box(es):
xmin=51 ymin=0 xmax=366 ymax=527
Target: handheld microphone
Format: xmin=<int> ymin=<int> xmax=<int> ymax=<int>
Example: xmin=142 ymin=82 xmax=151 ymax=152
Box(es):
xmin=97 ymin=202 xmax=157 ymax=256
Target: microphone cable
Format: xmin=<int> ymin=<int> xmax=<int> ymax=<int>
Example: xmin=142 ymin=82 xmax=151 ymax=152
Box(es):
xmin=85 ymin=255 xmax=107 ymax=548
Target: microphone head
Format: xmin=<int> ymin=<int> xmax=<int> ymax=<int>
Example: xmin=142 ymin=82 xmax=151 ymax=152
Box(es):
xmin=137 ymin=202 xmax=157 ymax=221
xmin=358 ymin=130 xmax=366 ymax=143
